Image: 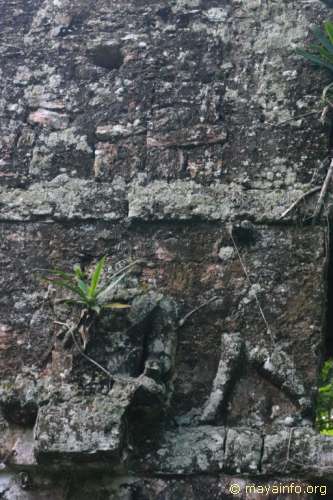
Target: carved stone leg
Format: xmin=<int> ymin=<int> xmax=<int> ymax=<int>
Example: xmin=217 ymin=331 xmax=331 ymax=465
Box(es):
xmin=201 ymin=333 xmax=243 ymax=424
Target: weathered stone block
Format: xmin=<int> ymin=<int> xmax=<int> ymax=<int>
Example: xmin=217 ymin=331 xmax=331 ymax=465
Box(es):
xmin=34 ymin=394 xmax=125 ymax=464
xmin=28 ymin=109 xmax=69 ymax=130
xmin=224 ymin=428 xmax=263 ymax=474
xmin=138 ymin=426 xmax=226 ymax=474
xmin=34 ymin=376 xmax=165 ymax=465
xmin=262 ymin=427 xmax=322 ymax=476
xmin=128 ymin=180 xmax=321 ymax=222
xmin=0 ymin=176 xmax=127 ymax=221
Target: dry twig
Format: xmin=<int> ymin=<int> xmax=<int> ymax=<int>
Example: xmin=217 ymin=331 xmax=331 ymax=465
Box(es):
xmin=228 ymin=228 xmax=274 ymax=344
xmin=178 ymin=296 xmax=219 ymax=328
xmin=278 ymin=186 xmax=321 ymax=220
xmin=70 ymin=328 xmax=113 ymax=379
xmin=268 ymin=109 xmax=321 ymax=127
xmin=54 ymin=320 xmax=113 ymax=379
xmin=312 ymin=158 xmax=333 ymax=221
xmin=283 ymin=428 xmax=294 ymax=471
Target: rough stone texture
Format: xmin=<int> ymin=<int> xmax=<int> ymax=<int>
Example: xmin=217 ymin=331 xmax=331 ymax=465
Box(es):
xmin=135 ymin=426 xmax=226 ymax=475
xmin=224 ymin=427 xmax=263 ymax=475
xmin=1 ymin=0 xmax=333 ymax=497
xmin=201 ymin=333 xmax=243 ymax=423
xmin=34 ymin=376 xmax=165 ymax=466
xmin=0 ymin=175 xmax=127 ymax=221
xmin=128 ymin=180 xmax=321 ymax=222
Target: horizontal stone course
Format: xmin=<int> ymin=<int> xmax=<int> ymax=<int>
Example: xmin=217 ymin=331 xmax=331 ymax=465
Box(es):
xmin=4 ymin=418 xmax=333 ymax=479
xmin=0 ymin=178 xmax=323 ymax=223
xmin=0 ymin=176 xmax=127 ymax=221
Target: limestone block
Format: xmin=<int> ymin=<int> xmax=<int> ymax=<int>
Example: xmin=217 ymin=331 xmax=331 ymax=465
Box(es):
xmin=224 ymin=428 xmax=263 ymax=474
xmin=139 ymin=426 xmax=226 ymax=474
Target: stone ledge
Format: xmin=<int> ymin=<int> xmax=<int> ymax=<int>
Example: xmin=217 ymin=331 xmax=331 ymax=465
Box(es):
xmin=128 ymin=180 xmax=319 ymax=223
xmin=0 ymin=176 xmax=127 ymax=221
xmin=0 ymin=179 xmax=322 ymax=223
xmin=135 ymin=426 xmax=333 ymax=478
xmin=136 ymin=426 xmax=226 ymax=474
xmin=3 ymin=420 xmax=333 ymax=479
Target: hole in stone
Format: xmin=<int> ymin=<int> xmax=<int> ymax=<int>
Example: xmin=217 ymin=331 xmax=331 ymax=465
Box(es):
xmin=1 ymin=400 xmax=38 ymax=428
xmin=231 ymin=220 xmax=258 ymax=246
xmin=156 ymin=6 xmax=172 ymax=22
xmin=89 ymin=44 xmax=123 ymax=70
xmin=176 ymin=13 xmax=191 ymax=28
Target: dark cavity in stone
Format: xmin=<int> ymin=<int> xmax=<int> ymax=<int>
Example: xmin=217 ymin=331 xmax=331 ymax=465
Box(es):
xmin=1 ymin=400 xmax=38 ymax=427
xmin=89 ymin=44 xmax=123 ymax=70
xmin=231 ymin=220 xmax=258 ymax=246
xmin=156 ymin=6 xmax=172 ymax=22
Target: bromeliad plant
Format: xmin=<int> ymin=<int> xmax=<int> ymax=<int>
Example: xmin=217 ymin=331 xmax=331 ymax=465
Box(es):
xmin=45 ymin=256 xmax=133 ymax=315
xmin=44 ymin=257 xmax=138 ymax=351
xmin=297 ymin=20 xmax=333 ymax=116
xmin=297 ymin=21 xmax=333 ymax=74
xmin=285 ymin=20 xmax=333 ymax=222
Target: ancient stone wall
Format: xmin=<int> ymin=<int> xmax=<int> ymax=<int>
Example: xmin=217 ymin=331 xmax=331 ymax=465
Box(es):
xmin=1 ymin=0 xmax=333 ymax=498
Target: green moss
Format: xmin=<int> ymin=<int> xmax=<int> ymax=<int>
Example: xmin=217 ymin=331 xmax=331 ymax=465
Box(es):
xmin=316 ymin=358 xmax=333 ymax=434
xmin=321 ymin=429 xmax=333 ymax=436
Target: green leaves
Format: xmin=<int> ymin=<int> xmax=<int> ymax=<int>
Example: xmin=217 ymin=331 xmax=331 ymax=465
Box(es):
xmin=88 ymin=255 xmax=105 ymax=299
xmin=316 ymin=358 xmax=333 ymax=434
xmin=324 ymin=20 xmax=333 ymax=46
xmin=296 ymin=50 xmax=333 ymax=72
xmin=297 ymin=21 xmax=333 ymax=73
xmin=43 ymin=256 xmax=135 ymax=315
